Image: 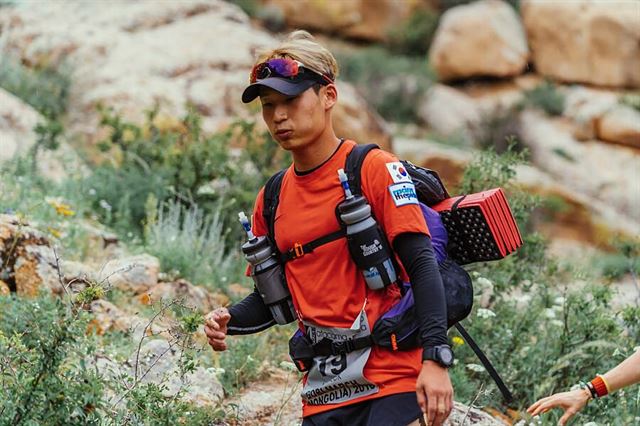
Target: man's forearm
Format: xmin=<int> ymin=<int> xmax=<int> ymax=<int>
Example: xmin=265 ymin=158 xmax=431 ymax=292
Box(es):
xmin=393 ymin=232 xmax=448 ymax=352
xmin=227 ymin=289 xmax=276 ymax=335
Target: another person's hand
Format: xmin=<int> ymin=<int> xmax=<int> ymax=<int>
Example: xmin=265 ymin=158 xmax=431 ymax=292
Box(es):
xmin=416 ymin=361 xmax=453 ymax=426
xmin=204 ymin=307 xmax=231 ymax=351
xmin=527 ymin=388 xmax=590 ymax=425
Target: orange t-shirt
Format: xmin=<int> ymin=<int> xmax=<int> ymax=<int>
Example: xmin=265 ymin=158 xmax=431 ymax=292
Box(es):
xmin=250 ymin=140 xmax=430 ymax=417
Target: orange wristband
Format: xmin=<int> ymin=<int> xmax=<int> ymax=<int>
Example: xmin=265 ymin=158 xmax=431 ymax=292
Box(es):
xmin=590 ymin=376 xmax=608 ymax=397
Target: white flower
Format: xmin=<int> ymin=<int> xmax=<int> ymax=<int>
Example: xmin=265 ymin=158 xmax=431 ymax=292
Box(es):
xmin=516 ymin=294 xmax=532 ymax=304
xmin=551 ymin=320 xmax=564 ymax=327
xmin=99 ymin=199 xmax=112 ymax=211
xmin=466 ymin=363 xmax=485 ymax=373
xmin=544 ymin=308 xmax=556 ymax=319
xmin=207 ymin=367 xmax=226 ymax=376
xmin=583 ymin=422 xmax=598 ymax=426
xmin=554 ymin=296 xmax=565 ymax=306
xmin=88 ymin=188 xmax=97 ymax=196
xmin=477 ymin=308 xmax=496 ymax=319
xmin=612 ymin=348 xmax=622 ymax=357
xmin=476 ymin=277 xmax=493 ymax=290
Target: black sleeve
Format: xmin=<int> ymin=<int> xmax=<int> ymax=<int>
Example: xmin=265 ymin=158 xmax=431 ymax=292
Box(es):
xmin=227 ymin=289 xmax=276 ymax=335
xmin=393 ymin=232 xmax=448 ymax=357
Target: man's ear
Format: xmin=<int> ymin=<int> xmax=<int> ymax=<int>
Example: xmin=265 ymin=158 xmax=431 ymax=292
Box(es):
xmin=323 ymin=84 xmax=338 ymax=110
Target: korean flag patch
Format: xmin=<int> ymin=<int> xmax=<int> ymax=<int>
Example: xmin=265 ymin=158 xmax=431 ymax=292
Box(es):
xmin=386 ymin=162 xmax=412 ymax=183
xmin=389 ymin=182 xmax=418 ymax=207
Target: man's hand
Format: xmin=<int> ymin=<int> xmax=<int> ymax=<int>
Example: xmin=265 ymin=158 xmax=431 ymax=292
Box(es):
xmin=204 ymin=307 xmax=231 ymax=351
xmin=416 ymin=360 xmax=453 ymax=426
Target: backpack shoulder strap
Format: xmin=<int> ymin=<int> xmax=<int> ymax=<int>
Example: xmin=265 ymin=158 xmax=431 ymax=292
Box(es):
xmin=262 ymin=169 xmax=286 ymax=241
xmin=344 ymin=143 xmax=379 ymax=196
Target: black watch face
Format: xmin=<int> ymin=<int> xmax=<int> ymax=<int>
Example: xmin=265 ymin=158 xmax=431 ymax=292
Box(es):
xmin=439 ymin=347 xmax=454 ymax=366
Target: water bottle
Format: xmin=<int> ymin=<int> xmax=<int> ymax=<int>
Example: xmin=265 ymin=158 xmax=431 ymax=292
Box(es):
xmin=239 ymin=212 xmax=296 ymax=324
xmin=337 ymin=169 xmax=397 ymax=290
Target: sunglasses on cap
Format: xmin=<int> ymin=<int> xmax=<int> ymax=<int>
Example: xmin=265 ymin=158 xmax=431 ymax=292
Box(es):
xmin=249 ymin=58 xmax=333 ymax=85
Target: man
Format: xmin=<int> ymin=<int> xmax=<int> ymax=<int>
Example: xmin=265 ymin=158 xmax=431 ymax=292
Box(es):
xmin=205 ymin=30 xmax=453 ymax=426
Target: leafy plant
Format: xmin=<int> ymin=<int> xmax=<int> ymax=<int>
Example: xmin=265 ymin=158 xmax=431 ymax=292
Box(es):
xmin=335 ymin=46 xmax=435 ymax=123
xmin=522 ymin=80 xmax=565 ymax=117
xmin=387 ymin=9 xmax=440 ymax=57
xmin=82 ymin=106 xmax=288 ymax=243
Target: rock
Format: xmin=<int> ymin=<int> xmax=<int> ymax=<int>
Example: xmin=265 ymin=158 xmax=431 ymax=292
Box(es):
xmin=100 ymin=254 xmax=160 ymax=294
xmin=417 ymin=84 xmax=481 ymax=141
xmin=0 ymin=214 xmax=62 ymax=296
xmin=519 ymin=110 xmax=640 ymax=229
xmin=521 ymin=0 xmax=640 ymax=88
xmin=260 ymin=0 xmax=431 ymax=43
xmin=515 ymin=164 xmax=640 ymax=247
xmin=562 ymin=86 xmax=620 ymax=141
xmin=0 ymin=88 xmax=41 ymax=162
xmin=132 ymin=339 xmax=224 ymax=405
xmin=0 ymin=87 xmax=82 ymax=182
xmin=334 ymin=82 xmax=392 ymax=151
xmin=88 ymin=299 xmax=140 ymax=335
xmin=595 ymin=105 xmax=640 ymax=149
xmin=142 ymin=279 xmax=225 ymax=314
xmin=429 ymin=0 xmax=528 ymax=81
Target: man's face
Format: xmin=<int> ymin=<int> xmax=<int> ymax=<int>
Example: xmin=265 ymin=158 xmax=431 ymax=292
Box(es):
xmin=259 ymin=86 xmax=327 ymax=151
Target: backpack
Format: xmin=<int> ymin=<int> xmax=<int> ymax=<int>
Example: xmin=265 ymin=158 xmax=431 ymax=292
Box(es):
xmin=263 ymin=143 xmax=514 ymax=402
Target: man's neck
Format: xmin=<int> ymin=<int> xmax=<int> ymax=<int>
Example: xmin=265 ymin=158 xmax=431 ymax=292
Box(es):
xmin=291 ymin=130 xmax=340 ymax=172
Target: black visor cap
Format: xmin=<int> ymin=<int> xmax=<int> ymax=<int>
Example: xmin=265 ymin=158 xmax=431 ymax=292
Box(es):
xmin=242 ymin=77 xmax=319 ymax=104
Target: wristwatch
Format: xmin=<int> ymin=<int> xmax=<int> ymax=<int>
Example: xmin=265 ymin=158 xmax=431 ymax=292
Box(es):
xmin=423 ymin=345 xmax=454 ymax=368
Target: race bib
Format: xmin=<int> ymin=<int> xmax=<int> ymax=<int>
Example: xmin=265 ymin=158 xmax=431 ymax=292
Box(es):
xmin=301 ymin=309 xmax=379 ymax=405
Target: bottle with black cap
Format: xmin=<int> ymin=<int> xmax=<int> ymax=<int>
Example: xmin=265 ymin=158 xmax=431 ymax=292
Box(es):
xmin=337 ymin=169 xmax=397 ymax=290
xmin=239 ymin=212 xmax=296 ymax=324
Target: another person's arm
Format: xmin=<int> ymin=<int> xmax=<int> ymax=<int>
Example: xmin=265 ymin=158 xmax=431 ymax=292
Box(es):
xmin=527 ymin=349 xmax=640 ymax=425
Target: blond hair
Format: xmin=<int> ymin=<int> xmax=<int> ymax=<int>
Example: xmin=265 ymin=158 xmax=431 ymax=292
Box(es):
xmin=253 ymin=30 xmax=339 ymax=81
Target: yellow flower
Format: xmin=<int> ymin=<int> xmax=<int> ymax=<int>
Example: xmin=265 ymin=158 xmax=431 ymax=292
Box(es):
xmin=452 ymin=336 xmax=465 ymax=347
xmin=47 ymin=199 xmax=75 ymax=217
xmin=47 ymin=227 xmax=62 ymax=238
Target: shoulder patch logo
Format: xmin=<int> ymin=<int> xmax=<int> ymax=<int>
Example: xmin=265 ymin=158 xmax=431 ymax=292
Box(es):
xmin=388 ymin=182 xmax=418 ymax=207
xmin=386 ymin=162 xmax=412 ymax=183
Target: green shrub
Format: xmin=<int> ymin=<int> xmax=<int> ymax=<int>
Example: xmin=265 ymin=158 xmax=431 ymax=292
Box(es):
xmin=82 ymin=106 xmax=289 ymax=243
xmin=0 ymin=295 xmax=105 ymax=425
xmin=143 ymin=199 xmax=243 ymax=291
xmin=387 ymin=9 xmax=440 ymax=57
xmin=450 ymin=139 xmax=639 ymax=423
xmin=619 ymin=92 xmax=640 ymax=112
xmin=0 ymin=56 xmax=70 ymax=120
xmin=335 ymin=46 xmax=435 ymax=123
xmin=523 ymin=80 xmax=565 ymax=117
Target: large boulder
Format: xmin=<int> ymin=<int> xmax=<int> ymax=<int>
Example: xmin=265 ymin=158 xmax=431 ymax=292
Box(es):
xmin=429 ymin=0 xmax=529 ymax=81
xmin=1 ymin=0 xmax=392 ymax=151
xmin=521 ymin=0 xmax=640 ymax=88
xmin=519 ymin=110 xmax=640 ymax=235
xmin=260 ymin=0 xmax=430 ymax=43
